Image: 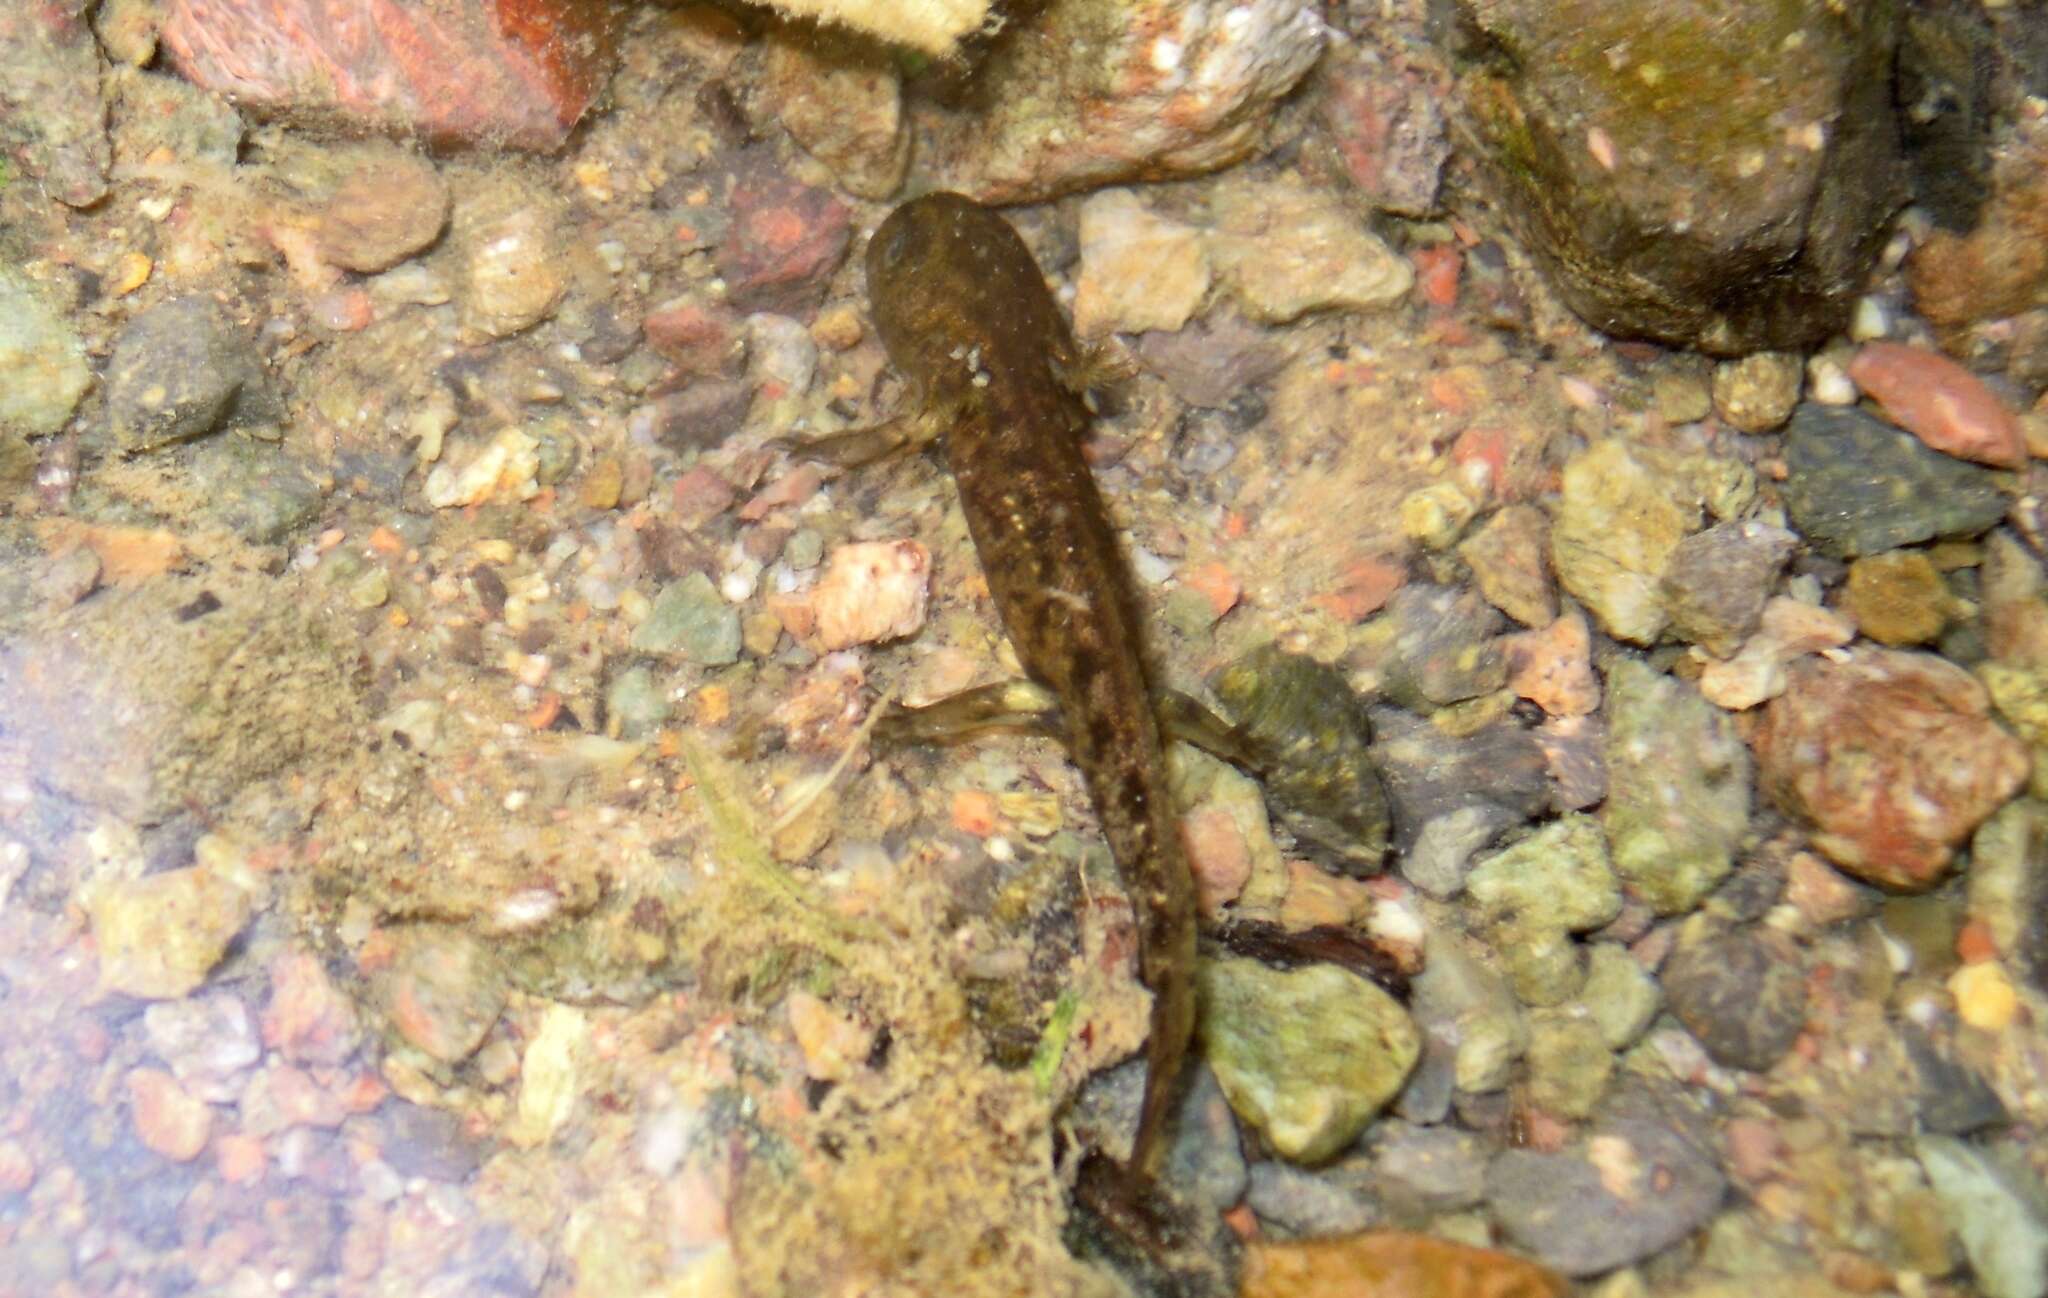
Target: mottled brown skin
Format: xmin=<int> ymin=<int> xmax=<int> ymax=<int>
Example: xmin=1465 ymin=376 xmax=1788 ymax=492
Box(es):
xmin=866 ymin=192 xmax=1196 ymax=1179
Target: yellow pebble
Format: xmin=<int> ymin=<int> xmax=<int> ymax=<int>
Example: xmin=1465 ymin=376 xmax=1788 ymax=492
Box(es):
xmin=1950 ymin=960 xmax=2019 ymax=1031
xmin=111 ymin=250 xmax=153 ymax=296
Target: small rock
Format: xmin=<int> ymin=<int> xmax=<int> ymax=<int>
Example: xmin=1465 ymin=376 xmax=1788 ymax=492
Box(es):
xmin=1783 ymin=849 xmax=1873 ymax=930
xmin=761 ymin=26 xmax=908 ymax=200
xmin=1458 ymin=504 xmax=1558 ymax=628
xmin=714 ymin=147 xmax=852 ymax=314
xmin=378 ymin=926 xmax=507 ymax=1064
xmin=1242 ymin=1232 xmax=1567 ymax=1298
xmin=127 ymin=1068 xmax=212 ymax=1163
xmin=1373 ymin=708 xmax=1552 ymax=856
xmin=0 ymin=269 xmax=91 ymax=436
xmin=1486 ymin=1118 xmax=1726 ymax=1277
xmin=423 ymin=428 xmax=541 ymax=508
xmin=1535 ymin=714 xmax=1608 ymax=812
xmin=1917 ymin=1135 xmax=2048 ymax=1298
xmin=1696 ymin=596 xmax=1856 ymax=711
xmin=808 ymin=540 xmax=930 ymax=651
xmin=378 ymin=1100 xmax=484 ymax=1182
xmin=1524 ymin=1007 xmax=1612 ymax=1119
xmin=1551 ymin=440 xmax=1702 ymax=644
xmin=144 ymin=993 xmax=260 ymax=1101
xmin=263 ymin=951 xmax=360 ymax=1067
xmin=309 ymin=144 xmax=449 ymax=273
xmin=1578 ymin=942 xmax=1661 ymax=1050
xmin=1402 ymin=803 xmax=1514 ymax=899
xmin=1365 ymin=583 xmax=1506 ymax=710
xmin=104 ymin=297 xmax=268 ymax=452
xmin=1711 ymin=352 xmax=1803 ymax=433
xmin=1663 ymin=927 xmax=1806 ymax=1071
xmin=747 ymin=312 xmax=817 ymax=398
xmin=634 ymin=382 xmax=755 ymax=451
xmin=643 ymin=299 xmax=745 ymax=377
xmin=1199 ymin=956 xmax=1420 ymax=1164
xmin=1409 ymin=936 xmax=1527 ymax=1094
xmin=1603 ymin=660 xmax=1751 ymax=915
xmin=89 ymin=867 xmax=254 ymax=999
xmin=1654 ymin=370 xmax=1714 ymax=425
xmin=239 ymin=1062 xmax=346 ymax=1135
xmin=1399 ymin=481 xmax=1480 ymax=551
xmin=1904 ymin=1026 xmax=2008 ymax=1136
xmin=507 ymin=1002 xmax=586 ymax=1148
xmin=1842 ymin=549 xmax=1951 ymax=646
xmin=458 ymin=204 xmax=565 ymax=338
xmin=1950 ymin=961 xmax=2020 ymax=1031
xmin=1367 ymin=1122 xmax=1489 ymax=1214
xmin=1310 ymin=48 xmax=1453 ymax=218
xmin=1136 ymin=310 xmax=1290 ymax=408
xmin=605 ymin=665 xmax=671 ymax=740
xmin=1209 ymin=174 xmax=1413 ymax=324
xmin=1465 ymin=814 xmax=1619 ymax=934
xmin=1659 ymin=520 xmax=1797 ymax=658
xmin=1849 ymin=341 xmax=2025 ymax=468
xmin=1503 ymin=611 xmax=1599 ymax=717
xmin=1245 ymin=1161 xmax=1380 ymax=1236
xmin=1072 ymin=189 xmax=1211 ymax=337
xmin=1756 ymin=648 xmax=2030 ymax=889
xmin=1494 ymin=922 xmax=1586 ymax=1008
xmin=632 ymin=572 xmax=742 ymax=665
xmin=1780 ymin=403 xmax=2008 ymax=558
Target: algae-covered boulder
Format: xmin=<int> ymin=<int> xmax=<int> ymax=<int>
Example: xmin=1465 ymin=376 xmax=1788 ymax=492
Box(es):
xmin=1458 ymin=0 xmax=1903 ymax=354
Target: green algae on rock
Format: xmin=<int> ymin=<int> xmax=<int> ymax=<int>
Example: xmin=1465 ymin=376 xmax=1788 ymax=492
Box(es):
xmin=1602 ymin=659 xmax=1751 ymax=915
xmin=1198 ymin=956 xmax=1419 ymax=1164
xmin=1780 ymin=403 xmax=2008 ymax=559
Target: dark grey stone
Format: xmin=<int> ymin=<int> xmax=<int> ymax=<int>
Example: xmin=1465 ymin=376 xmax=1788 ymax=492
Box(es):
xmin=1487 ymin=1117 xmax=1726 ymax=1277
xmin=1781 ymin=403 xmax=2008 ymax=559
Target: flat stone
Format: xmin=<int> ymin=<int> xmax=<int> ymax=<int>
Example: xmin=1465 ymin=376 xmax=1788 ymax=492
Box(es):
xmin=1459 ymin=504 xmax=1558 ymax=628
xmin=1487 ymin=1118 xmax=1726 ymax=1278
xmin=1918 ymin=1135 xmax=2048 ymax=1298
xmin=1465 ymin=814 xmax=1619 ymax=933
xmin=1073 ymin=188 xmax=1211 ymax=337
xmin=1780 ymin=403 xmax=2008 ymax=559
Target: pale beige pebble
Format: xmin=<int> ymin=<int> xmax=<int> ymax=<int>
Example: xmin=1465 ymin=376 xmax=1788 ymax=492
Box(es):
xmin=423 ymin=429 xmax=541 ymax=509
xmin=1503 ymin=610 xmax=1600 ymax=717
xmin=1807 ymin=352 xmax=1858 ymax=406
xmin=1398 ymin=480 xmax=1479 ymax=551
xmin=809 ymin=540 xmax=930 ymax=650
xmin=1711 ymin=351 xmax=1803 ymax=433
xmin=459 ymin=204 xmax=567 ymax=338
xmin=753 ymin=0 xmax=988 ymax=56
xmin=809 ymin=303 xmax=864 ymax=351
xmin=89 ymin=867 xmax=254 ymax=999
xmin=507 ymin=1002 xmax=586 ymax=1148
xmin=1782 ymin=850 xmax=1871 ymax=929
xmin=127 ymin=1068 xmax=213 ymax=1162
xmin=1698 ymin=597 xmax=1855 ymax=710
xmin=786 ymin=990 xmax=874 ymax=1082
xmin=1209 ymin=174 xmax=1413 ymax=324
xmin=1949 ymin=960 xmax=2019 ymax=1030
xmin=1072 ymin=188 xmax=1211 ymax=337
